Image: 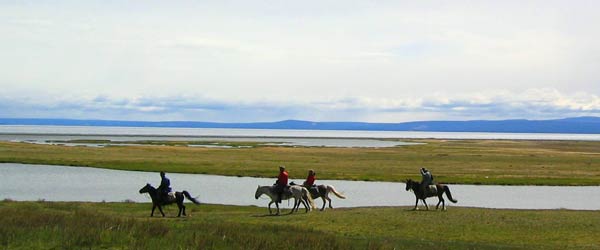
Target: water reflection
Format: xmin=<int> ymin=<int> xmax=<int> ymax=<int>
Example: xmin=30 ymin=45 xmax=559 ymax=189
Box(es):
xmin=1 ymin=163 xmax=599 ymax=210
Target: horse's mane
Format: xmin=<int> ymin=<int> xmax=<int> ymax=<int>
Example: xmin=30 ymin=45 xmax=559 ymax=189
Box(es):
xmin=406 ymin=179 xmax=421 ymax=185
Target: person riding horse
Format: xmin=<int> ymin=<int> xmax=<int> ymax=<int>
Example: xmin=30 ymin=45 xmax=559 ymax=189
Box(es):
xmin=275 ymin=166 xmax=289 ymax=203
xmin=303 ymin=169 xmax=318 ymax=197
xmin=158 ymin=171 xmax=172 ymax=201
xmin=420 ymin=167 xmax=434 ymax=194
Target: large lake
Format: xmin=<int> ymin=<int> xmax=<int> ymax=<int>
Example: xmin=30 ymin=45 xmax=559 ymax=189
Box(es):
xmin=2 ymin=125 xmax=600 ymax=148
xmin=1 ymin=163 xmax=599 ymax=210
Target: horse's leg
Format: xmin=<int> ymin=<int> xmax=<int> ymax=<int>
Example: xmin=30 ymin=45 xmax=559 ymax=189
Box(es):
xmin=275 ymin=202 xmax=280 ymax=215
xmin=302 ymin=198 xmax=309 ymax=213
xmin=328 ymin=196 xmax=333 ymax=209
xmin=151 ymin=205 xmax=156 ymax=217
xmin=290 ymin=198 xmax=298 ymax=214
xmin=181 ymin=196 xmax=187 ymax=216
xmin=441 ymin=195 xmax=446 ymax=211
xmin=436 ymin=192 xmax=445 ymax=210
xmin=320 ymin=197 xmax=326 ymax=211
xmin=268 ymin=201 xmax=274 ymax=214
xmin=413 ymin=197 xmax=419 ymax=210
xmin=422 ymin=199 xmax=429 ymax=210
xmin=177 ymin=202 xmax=186 ymax=217
xmin=294 ymin=198 xmax=301 ymax=212
xmin=298 ymin=198 xmax=307 ymax=213
xmin=298 ymin=195 xmax=309 ymax=213
xmin=158 ymin=205 xmax=166 ymax=217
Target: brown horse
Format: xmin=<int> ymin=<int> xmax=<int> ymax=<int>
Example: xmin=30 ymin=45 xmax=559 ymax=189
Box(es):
xmin=139 ymin=183 xmax=200 ymax=217
xmin=405 ymin=179 xmax=457 ymax=210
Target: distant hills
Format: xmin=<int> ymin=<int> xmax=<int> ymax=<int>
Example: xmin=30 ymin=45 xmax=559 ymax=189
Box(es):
xmin=1 ymin=117 xmax=600 ymax=134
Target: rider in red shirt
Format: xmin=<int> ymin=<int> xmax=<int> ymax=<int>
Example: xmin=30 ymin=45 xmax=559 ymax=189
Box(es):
xmin=275 ymin=166 xmax=288 ymax=203
xmin=303 ymin=169 xmax=316 ymax=187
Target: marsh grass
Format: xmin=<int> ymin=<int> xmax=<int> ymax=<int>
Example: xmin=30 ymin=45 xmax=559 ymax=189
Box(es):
xmin=1 ymin=201 xmax=599 ymax=250
xmin=2 ymin=139 xmax=600 ymax=185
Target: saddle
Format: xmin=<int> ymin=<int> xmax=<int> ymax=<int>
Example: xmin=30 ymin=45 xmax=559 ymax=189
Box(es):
xmin=283 ymin=186 xmax=293 ymax=196
xmin=425 ymin=185 xmax=438 ymax=195
xmin=289 ymin=181 xmax=319 ymax=197
xmin=162 ymin=192 xmax=176 ymax=202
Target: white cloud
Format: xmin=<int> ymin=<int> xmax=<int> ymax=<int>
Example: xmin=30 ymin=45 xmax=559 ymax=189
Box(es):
xmin=1 ymin=89 xmax=599 ymax=122
xmin=1 ymin=1 xmax=599 ymax=121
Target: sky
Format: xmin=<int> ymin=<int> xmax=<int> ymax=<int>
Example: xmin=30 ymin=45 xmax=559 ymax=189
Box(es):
xmin=1 ymin=1 xmax=599 ymax=122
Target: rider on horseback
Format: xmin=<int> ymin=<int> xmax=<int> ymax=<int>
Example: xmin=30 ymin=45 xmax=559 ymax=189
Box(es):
xmin=275 ymin=166 xmax=288 ymax=203
xmin=303 ymin=169 xmax=318 ymax=197
xmin=420 ymin=167 xmax=434 ymax=194
xmin=303 ymin=169 xmax=316 ymax=187
xmin=158 ymin=171 xmax=172 ymax=201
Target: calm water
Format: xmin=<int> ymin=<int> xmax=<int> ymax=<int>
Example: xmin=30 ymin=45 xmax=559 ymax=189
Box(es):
xmin=2 ymin=125 xmax=600 ymax=140
xmin=2 ymin=125 xmax=600 ymax=148
xmin=0 ymin=126 xmax=421 ymax=148
xmin=1 ymin=163 xmax=599 ymax=210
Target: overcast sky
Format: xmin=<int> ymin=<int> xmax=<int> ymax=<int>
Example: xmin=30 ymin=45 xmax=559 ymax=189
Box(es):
xmin=1 ymin=1 xmax=599 ymax=122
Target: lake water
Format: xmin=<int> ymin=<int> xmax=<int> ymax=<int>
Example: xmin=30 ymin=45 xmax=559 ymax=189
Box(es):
xmin=2 ymin=125 xmax=600 ymax=148
xmin=2 ymin=125 xmax=600 ymax=140
xmin=1 ymin=163 xmax=599 ymax=210
xmin=0 ymin=125 xmax=421 ymax=148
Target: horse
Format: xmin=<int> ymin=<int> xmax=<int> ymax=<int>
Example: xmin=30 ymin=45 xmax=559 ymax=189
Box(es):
xmin=139 ymin=183 xmax=201 ymax=217
xmin=290 ymin=181 xmax=346 ymax=211
xmin=255 ymin=185 xmax=315 ymax=215
xmin=405 ymin=179 xmax=457 ymax=210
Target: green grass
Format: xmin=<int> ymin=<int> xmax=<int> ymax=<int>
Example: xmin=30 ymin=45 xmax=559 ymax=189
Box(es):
xmin=2 ymin=139 xmax=600 ymax=185
xmin=1 ymin=201 xmax=599 ymax=250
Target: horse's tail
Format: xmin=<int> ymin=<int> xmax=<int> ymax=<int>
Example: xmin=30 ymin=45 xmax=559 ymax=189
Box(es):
xmin=443 ymin=186 xmax=457 ymax=203
xmin=183 ymin=191 xmax=201 ymax=204
xmin=328 ymin=185 xmax=346 ymax=199
xmin=303 ymin=188 xmax=316 ymax=210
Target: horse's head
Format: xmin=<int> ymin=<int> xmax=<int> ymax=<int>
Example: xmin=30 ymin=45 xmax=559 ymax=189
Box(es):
xmin=139 ymin=183 xmax=153 ymax=194
xmin=255 ymin=185 xmax=263 ymax=199
xmin=405 ymin=179 xmax=413 ymax=191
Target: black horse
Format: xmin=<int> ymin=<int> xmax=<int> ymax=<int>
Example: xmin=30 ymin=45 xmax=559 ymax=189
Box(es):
xmin=139 ymin=183 xmax=200 ymax=217
xmin=405 ymin=179 xmax=457 ymax=210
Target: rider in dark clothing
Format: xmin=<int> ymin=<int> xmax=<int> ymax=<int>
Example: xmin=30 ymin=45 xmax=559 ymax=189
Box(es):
xmin=275 ymin=166 xmax=288 ymax=203
xmin=420 ymin=167 xmax=434 ymax=194
xmin=158 ymin=171 xmax=172 ymax=200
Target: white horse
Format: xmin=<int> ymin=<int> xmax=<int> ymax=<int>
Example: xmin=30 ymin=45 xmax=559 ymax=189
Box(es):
xmin=255 ymin=185 xmax=315 ymax=215
xmin=291 ymin=182 xmax=346 ymax=211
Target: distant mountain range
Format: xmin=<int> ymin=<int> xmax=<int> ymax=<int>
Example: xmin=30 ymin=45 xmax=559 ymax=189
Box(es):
xmin=1 ymin=117 xmax=600 ymax=134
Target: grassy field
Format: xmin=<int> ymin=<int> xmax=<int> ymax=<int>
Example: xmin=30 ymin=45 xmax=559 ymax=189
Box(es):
xmin=1 ymin=139 xmax=600 ymax=185
xmin=1 ymin=201 xmax=599 ymax=250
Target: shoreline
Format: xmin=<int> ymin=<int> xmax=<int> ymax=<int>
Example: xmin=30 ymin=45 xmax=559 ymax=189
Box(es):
xmin=1 ymin=138 xmax=599 ymax=186
xmin=2 ymin=161 xmax=600 ymax=187
xmin=3 ymin=124 xmax=600 ymax=141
